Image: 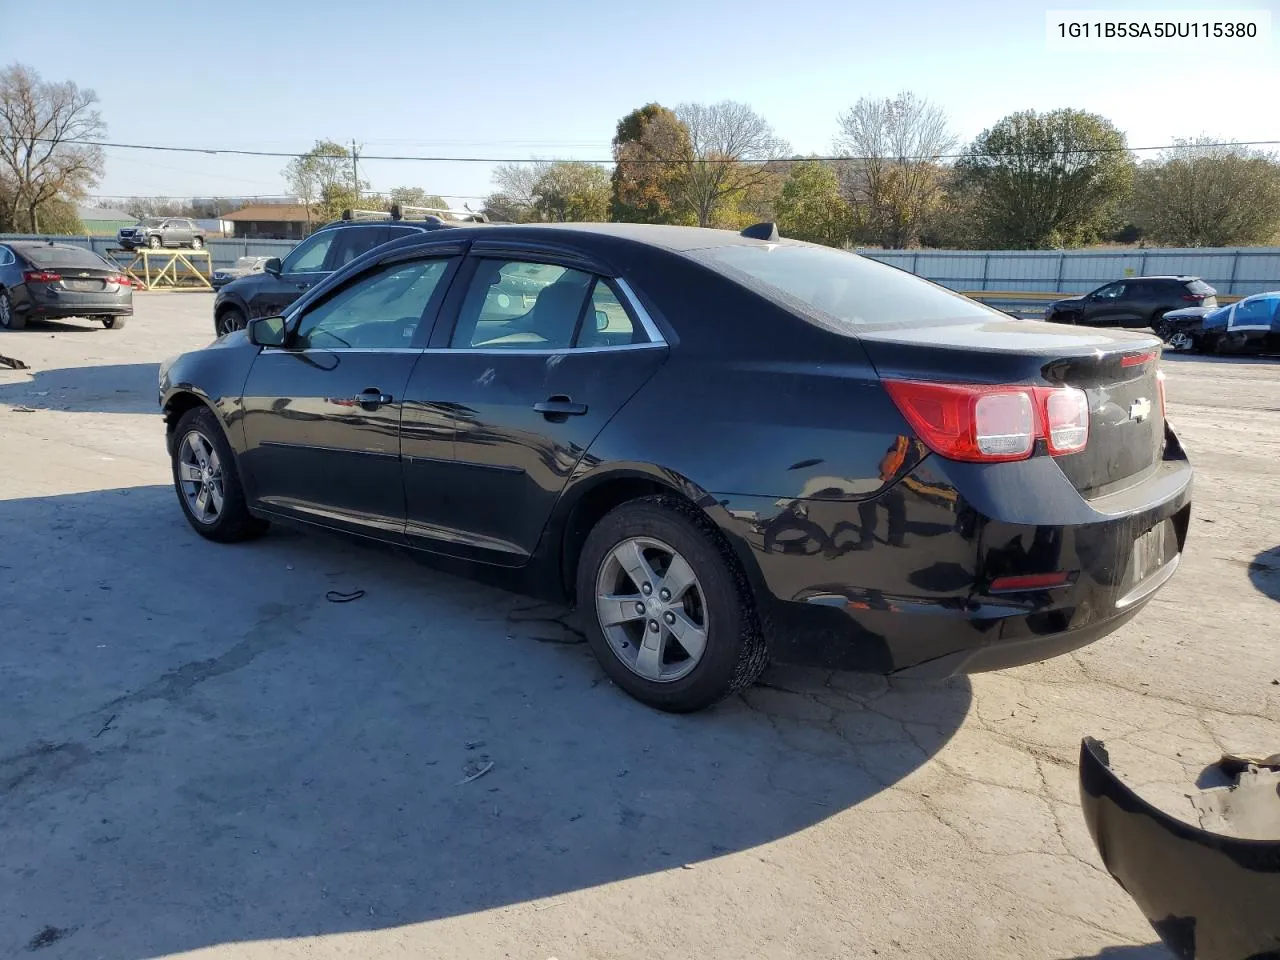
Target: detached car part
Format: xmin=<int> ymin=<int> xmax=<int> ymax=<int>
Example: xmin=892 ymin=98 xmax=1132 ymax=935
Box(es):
xmin=1079 ymin=737 xmax=1280 ymax=960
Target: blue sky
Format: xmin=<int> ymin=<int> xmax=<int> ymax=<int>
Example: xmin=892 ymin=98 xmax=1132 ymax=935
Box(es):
xmin=5 ymin=0 xmax=1277 ymax=207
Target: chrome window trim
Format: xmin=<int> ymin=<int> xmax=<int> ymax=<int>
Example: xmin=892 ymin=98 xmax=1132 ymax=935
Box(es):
xmin=613 ymin=277 xmax=665 ymax=345
xmin=261 ymin=343 xmax=666 ymax=356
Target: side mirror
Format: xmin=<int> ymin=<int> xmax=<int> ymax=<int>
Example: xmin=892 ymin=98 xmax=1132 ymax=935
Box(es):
xmin=594 ymin=309 xmax=609 ymax=332
xmin=263 ymin=257 xmax=282 ymax=276
xmin=247 ymin=316 xmax=288 ymax=347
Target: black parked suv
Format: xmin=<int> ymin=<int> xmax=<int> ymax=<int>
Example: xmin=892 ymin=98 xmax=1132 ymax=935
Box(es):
xmin=1044 ymin=276 xmax=1217 ymax=328
xmin=118 ymin=218 xmax=206 ymax=251
xmin=211 ymin=207 xmax=486 ymax=336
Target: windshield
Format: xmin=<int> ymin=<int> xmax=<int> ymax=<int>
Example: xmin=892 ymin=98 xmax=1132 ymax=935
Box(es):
xmin=692 ymin=243 xmax=999 ymax=329
xmin=19 ymin=245 xmax=113 ymax=269
xmin=234 ymin=257 xmax=264 ymax=269
xmin=139 ymin=218 xmax=163 ymax=227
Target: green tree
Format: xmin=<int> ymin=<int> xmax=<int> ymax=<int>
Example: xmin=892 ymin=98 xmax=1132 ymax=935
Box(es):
xmin=957 ymin=109 xmax=1134 ymax=249
xmin=1132 ymin=139 xmax=1280 ymax=246
xmin=532 ymin=162 xmax=610 ymax=222
xmin=388 ymin=186 xmax=449 ymax=214
xmin=775 ymin=160 xmax=855 ymax=246
xmin=834 ymin=92 xmax=956 ymax=248
xmin=0 ymin=64 xmax=105 ymax=232
xmin=610 ymin=103 xmax=693 ymax=224
xmin=282 ymin=140 xmax=365 ymax=228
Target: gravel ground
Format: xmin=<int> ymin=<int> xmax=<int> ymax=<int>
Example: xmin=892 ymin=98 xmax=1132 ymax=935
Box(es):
xmin=1 ymin=293 xmax=1277 ymax=960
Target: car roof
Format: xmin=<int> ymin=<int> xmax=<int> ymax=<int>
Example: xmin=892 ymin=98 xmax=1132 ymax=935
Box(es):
xmin=367 ymin=220 xmax=788 ymax=255
xmin=7 ymin=240 xmax=89 ymax=252
xmin=1128 ymin=275 xmax=1202 ymax=282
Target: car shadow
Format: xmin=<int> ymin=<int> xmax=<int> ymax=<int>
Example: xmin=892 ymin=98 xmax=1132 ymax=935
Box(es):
xmin=0 ymin=484 xmax=972 ymax=959
xmin=1060 ymin=946 xmax=1170 ymax=959
xmin=0 ymin=317 xmax=102 ymax=334
xmin=1248 ymin=546 xmax=1280 ymax=602
xmin=0 ymin=362 xmax=160 ymax=414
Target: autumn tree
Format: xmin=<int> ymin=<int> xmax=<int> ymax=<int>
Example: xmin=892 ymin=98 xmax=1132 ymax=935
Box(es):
xmin=0 ymin=64 xmax=105 ymax=233
xmin=532 ymin=162 xmax=610 ymax=222
xmin=1132 ymin=138 xmax=1280 ymax=246
xmin=672 ymin=101 xmax=789 ymax=228
xmin=957 ymin=109 xmax=1134 ymax=248
xmin=834 ymin=92 xmax=955 ymax=248
xmin=282 ymin=140 xmax=365 ymax=228
xmin=774 ymin=160 xmax=855 ymax=246
xmin=482 ymin=161 xmax=549 ymax=222
xmin=610 ymin=103 xmax=692 ymax=224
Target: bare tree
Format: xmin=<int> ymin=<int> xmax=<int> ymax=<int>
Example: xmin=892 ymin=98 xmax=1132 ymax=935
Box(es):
xmin=483 ymin=161 xmax=551 ymax=222
xmin=834 ymin=91 xmax=956 ymax=248
xmin=0 ymin=64 xmax=105 ymax=233
xmin=673 ymin=101 xmax=790 ymax=227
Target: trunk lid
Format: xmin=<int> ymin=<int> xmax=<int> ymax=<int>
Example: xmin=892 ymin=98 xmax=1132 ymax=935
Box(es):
xmin=858 ymin=317 xmax=1166 ymax=498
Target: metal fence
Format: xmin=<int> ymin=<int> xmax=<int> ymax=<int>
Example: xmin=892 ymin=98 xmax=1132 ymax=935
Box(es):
xmin=0 ymin=234 xmax=297 ymax=271
xmin=4 ymin=234 xmax=1278 ymax=299
xmin=858 ymin=247 xmax=1280 ymax=298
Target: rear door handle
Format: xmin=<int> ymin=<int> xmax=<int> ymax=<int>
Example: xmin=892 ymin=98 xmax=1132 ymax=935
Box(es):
xmin=534 ymin=395 xmax=588 ymax=419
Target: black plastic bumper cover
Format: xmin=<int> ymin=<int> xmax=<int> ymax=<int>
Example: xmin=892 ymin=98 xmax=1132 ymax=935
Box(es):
xmin=1078 ymin=737 xmax=1280 ymax=960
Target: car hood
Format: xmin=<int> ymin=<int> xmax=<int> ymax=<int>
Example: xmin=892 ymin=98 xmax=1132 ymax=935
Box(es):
xmin=1079 ymin=737 xmax=1280 ymax=960
xmin=1049 ymin=295 xmax=1086 ymax=309
xmin=1163 ymin=306 xmax=1212 ymax=322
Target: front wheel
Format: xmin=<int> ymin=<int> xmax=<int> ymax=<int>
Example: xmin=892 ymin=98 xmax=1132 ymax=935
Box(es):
xmin=215 ymin=306 xmax=246 ymax=336
xmin=1168 ymin=330 xmax=1197 ymax=352
xmin=148 ymin=235 xmax=162 ymax=249
xmin=577 ymin=496 xmax=767 ymax=712
xmin=171 ymin=406 xmax=269 ymax=543
xmin=0 ymin=291 xmax=23 ymax=330
xmin=101 ymin=315 xmax=128 ymax=330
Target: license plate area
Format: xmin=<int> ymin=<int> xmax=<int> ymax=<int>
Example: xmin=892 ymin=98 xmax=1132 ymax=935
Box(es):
xmin=1128 ymin=520 xmax=1174 ymax=586
xmin=63 ymin=280 xmax=105 ymax=292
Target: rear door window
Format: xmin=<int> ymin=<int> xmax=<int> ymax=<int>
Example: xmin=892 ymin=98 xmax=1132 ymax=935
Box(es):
xmin=282 ymin=231 xmax=337 ymax=274
xmin=1229 ymin=298 xmax=1277 ymax=329
xmin=450 ymin=259 xmax=593 ymax=349
xmin=326 ymin=227 xmax=390 ymax=270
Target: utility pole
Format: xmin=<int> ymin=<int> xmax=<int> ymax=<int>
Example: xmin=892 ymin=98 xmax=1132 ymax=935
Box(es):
xmin=351 ymin=139 xmax=360 ymax=202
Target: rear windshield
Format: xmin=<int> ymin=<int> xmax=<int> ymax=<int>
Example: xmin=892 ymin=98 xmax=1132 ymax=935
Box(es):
xmin=1186 ymin=279 xmax=1215 ymax=295
xmin=18 ymin=245 xmax=112 ymax=269
xmin=691 ymin=243 xmax=998 ymax=329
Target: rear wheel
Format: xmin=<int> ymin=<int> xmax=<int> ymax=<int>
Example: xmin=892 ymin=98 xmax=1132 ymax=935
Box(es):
xmin=190 ymin=236 xmax=204 ymax=249
xmin=101 ymin=315 xmax=127 ymax=330
xmin=0 ymin=291 xmax=23 ymax=330
xmin=171 ymin=406 xmax=268 ymax=543
xmin=215 ymin=306 xmax=246 ymax=336
xmin=577 ymin=495 xmax=767 ymax=712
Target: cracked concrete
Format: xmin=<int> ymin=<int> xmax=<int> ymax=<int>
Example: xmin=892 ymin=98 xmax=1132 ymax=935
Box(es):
xmin=0 ymin=296 xmax=1276 ymax=960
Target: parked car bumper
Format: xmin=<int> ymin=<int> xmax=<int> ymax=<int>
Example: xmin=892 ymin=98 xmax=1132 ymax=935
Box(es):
xmin=714 ymin=430 xmax=1193 ymax=675
xmin=14 ymin=285 xmax=133 ymax=318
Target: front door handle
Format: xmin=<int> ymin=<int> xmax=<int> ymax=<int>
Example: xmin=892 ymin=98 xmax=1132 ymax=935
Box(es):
xmin=534 ymin=396 xmax=588 ymax=420
xmin=357 ymin=388 xmax=394 ymax=409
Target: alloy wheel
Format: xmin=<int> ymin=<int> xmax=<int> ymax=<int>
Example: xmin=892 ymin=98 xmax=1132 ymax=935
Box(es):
xmin=595 ymin=536 xmax=709 ymax=683
xmin=177 ymin=430 xmax=225 ymax=524
xmin=1169 ymin=331 xmax=1194 ymax=351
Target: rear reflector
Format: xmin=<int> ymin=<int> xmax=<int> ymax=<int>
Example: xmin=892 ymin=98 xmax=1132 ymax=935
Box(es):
xmin=884 ymin=380 xmax=1091 ymax=464
xmin=1120 ymin=351 xmax=1157 ymax=368
xmin=989 ymin=572 xmax=1071 ymax=592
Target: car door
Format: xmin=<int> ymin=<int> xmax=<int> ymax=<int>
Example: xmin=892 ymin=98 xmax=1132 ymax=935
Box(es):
xmin=1082 ymin=281 xmax=1133 ymax=326
xmin=1226 ymin=296 xmax=1276 ymax=349
xmin=399 ymin=251 xmax=669 ymax=564
xmin=249 ymin=228 xmax=340 ymax=319
xmin=238 ymin=250 xmax=461 ymax=539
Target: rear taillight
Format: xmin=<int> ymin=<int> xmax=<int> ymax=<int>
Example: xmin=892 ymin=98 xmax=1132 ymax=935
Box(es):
xmin=884 ymin=380 xmax=1091 ymax=464
xmin=109 ymin=274 xmax=130 ymax=285
xmin=22 ymin=270 xmax=61 ymax=283
xmin=1182 ymin=294 xmax=1206 ymax=302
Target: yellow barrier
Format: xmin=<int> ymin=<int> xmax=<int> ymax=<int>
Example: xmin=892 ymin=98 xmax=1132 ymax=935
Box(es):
xmin=116 ymin=248 xmax=213 ymax=292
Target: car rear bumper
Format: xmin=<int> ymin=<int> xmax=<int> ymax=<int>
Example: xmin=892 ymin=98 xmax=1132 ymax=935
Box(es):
xmin=16 ymin=287 xmax=133 ymax=317
xmin=713 ymin=428 xmax=1193 ymax=675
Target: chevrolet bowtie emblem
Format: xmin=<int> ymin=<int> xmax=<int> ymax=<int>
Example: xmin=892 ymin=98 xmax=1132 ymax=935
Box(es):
xmin=1129 ymin=397 xmax=1152 ymax=423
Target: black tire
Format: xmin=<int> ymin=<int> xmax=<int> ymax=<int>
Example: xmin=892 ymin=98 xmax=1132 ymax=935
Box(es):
xmin=170 ymin=406 xmax=269 ymax=543
xmin=215 ymin=306 xmax=246 ymax=336
xmin=102 ymin=315 xmax=128 ymax=330
xmin=0 ymin=290 xmax=23 ymax=330
xmin=191 ymin=236 xmax=204 ymax=249
xmin=148 ymin=235 xmax=162 ymax=249
xmin=1150 ymin=310 xmax=1167 ymax=332
xmin=1155 ymin=319 xmax=1172 ymax=341
xmin=576 ymin=495 xmax=767 ymax=712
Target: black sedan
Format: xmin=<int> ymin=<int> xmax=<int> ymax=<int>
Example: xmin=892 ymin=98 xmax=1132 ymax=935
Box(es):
xmin=159 ymin=223 xmax=1192 ymax=712
xmin=0 ymin=241 xmax=133 ymax=331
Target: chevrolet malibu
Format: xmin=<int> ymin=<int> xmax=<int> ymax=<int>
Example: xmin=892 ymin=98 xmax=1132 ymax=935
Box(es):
xmin=158 ymin=223 xmax=1192 ymax=712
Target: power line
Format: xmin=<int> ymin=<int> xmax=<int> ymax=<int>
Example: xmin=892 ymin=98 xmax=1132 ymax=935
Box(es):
xmin=7 ymin=135 xmax=1280 ymax=164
